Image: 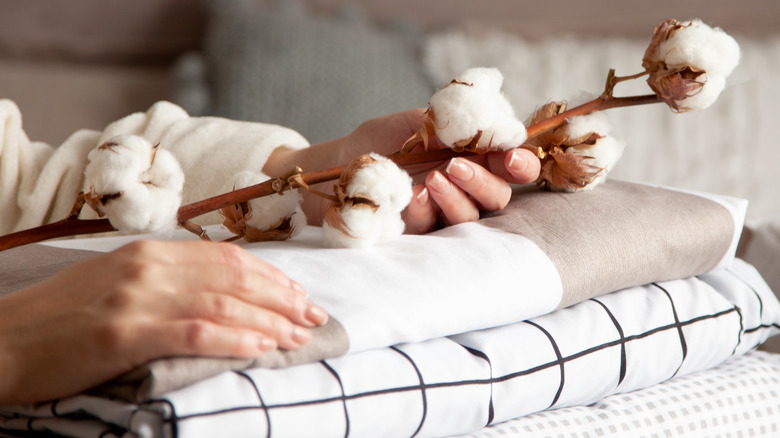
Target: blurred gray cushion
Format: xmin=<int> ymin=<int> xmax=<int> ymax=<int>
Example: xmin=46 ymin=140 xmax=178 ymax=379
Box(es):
xmin=202 ymin=0 xmax=434 ymax=143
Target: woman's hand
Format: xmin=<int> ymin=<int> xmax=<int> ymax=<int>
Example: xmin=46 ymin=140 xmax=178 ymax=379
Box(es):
xmin=265 ymin=109 xmax=541 ymax=233
xmin=0 ymin=240 xmax=327 ymax=405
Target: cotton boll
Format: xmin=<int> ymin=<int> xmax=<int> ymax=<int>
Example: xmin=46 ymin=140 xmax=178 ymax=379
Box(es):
xmin=428 ymin=67 xmax=527 ymax=151
xmin=660 ymin=20 xmax=740 ymax=77
xmin=643 ymin=19 xmax=740 ymax=112
xmin=344 ymin=153 xmax=413 ymax=213
xmin=83 ymin=134 xmax=184 ymax=233
xmin=322 ymin=154 xmax=413 ymax=248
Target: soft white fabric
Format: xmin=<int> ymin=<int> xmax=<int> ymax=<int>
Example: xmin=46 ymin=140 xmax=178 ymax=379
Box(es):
xmin=0 ymin=99 xmax=310 ymax=234
xmin=44 ymin=223 xmax=563 ymax=353
xmin=2 ymin=259 xmax=776 ymax=438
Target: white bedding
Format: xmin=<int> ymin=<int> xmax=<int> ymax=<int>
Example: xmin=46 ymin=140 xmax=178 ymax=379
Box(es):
xmin=1 ymin=257 xmax=777 ymax=437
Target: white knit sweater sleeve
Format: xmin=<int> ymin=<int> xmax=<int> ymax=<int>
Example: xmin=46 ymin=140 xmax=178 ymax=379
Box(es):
xmin=0 ymin=99 xmax=311 ymax=235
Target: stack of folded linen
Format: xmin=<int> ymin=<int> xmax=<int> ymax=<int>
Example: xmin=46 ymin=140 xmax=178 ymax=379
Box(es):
xmin=1 ymin=180 xmax=778 ymax=438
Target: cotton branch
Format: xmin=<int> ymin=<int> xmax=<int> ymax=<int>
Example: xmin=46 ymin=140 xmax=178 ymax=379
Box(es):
xmin=0 ymin=91 xmax=662 ymax=252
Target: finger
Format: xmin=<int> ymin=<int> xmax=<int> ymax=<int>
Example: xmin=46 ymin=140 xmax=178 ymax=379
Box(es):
xmin=146 ymin=320 xmax=279 ymax=359
xmin=117 ymin=240 xmax=297 ymax=289
xmin=168 ymin=292 xmax=313 ymax=351
xmin=166 ymin=264 xmax=328 ymax=328
xmin=486 ymin=148 xmax=541 ymax=185
xmin=425 ymin=170 xmax=479 ymax=225
xmin=403 ymin=185 xmax=439 ymax=234
xmin=444 ymin=158 xmax=512 ymax=211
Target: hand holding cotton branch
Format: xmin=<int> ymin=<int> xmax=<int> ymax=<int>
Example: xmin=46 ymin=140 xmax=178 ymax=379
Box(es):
xmin=0 ymin=17 xmax=741 ymax=250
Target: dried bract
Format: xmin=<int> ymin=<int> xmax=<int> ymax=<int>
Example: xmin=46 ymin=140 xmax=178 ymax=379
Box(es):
xmin=525 ymin=103 xmax=624 ymax=192
xmin=220 ymin=171 xmax=305 ymax=242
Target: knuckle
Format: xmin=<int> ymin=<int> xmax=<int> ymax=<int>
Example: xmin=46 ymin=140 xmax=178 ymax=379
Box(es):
xmin=228 ymin=266 xmax=253 ymax=292
xmin=205 ymin=294 xmax=234 ymax=322
xmin=92 ymin=318 xmax=129 ymax=353
xmin=119 ymin=240 xmax=159 ymax=259
xmin=216 ymin=242 xmax=246 ymax=267
xmin=182 ymin=320 xmax=212 ymax=351
xmin=100 ymin=287 xmax=137 ymax=312
xmin=267 ymin=315 xmax=291 ymax=340
xmin=279 ymin=289 xmax=305 ymax=318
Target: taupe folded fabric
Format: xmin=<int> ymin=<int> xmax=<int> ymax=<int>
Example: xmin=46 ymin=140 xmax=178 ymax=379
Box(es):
xmin=98 ymin=318 xmax=349 ymax=401
xmin=480 ymin=180 xmax=735 ymax=308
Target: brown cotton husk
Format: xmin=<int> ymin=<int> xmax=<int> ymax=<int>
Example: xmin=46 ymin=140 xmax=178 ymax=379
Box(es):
xmin=324 ymin=155 xmax=382 ymax=237
xmin=538 ymin=147 xmax=604 ymax=191
xmin=401 ymin=109 xmax=438 ymax=152
xmin=523 ymin=102 xmax=606 ymax=191
xmin=642 ymin=19 xmax=687 ymax=72
xmin=642 ymin=19 xmax=705 ymax=112
xmin=646 ymin=66 xmax=705 ymax=112
xmin=220 ymin=201 xmax=297 ymax=243
xmin=83 ymin=189 xmax=122 ymax=217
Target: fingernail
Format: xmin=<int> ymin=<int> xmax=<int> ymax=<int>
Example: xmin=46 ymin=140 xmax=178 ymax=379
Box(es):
xmin=445 ymin=158 xmax=474 ymax=182
xmin=291 ymin=326 xmax=312 ymax=345
xmin=427 ymin=171 xmax=451 ymax=195
xmin=291 ymin=281 xmax=308 ymax=298
xmin=258 ymin=336 xmax=276 ymax=352
xmin=508 ymin=150 xmax=528 ymax=173
xmin=305 ymin=304 xmax=329 ymax=326
xmin=415 ymin=187 xmax=429 ymax=204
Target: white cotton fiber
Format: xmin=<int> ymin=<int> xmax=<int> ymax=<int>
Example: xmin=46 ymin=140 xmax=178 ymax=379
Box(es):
xmin=565 ymin=112 xmax=612 ymax=140
xmin=323 ymin=208 xmax=406 ymax=249
xmin=232 ymin=171 xmax=306 ymax=236
xmin=343 ymin=153 xmax=413 ymax=213
xmin=429 ymin=67 xmax=527 ymax=151
xmin=660 ymin=20 xmax=741 ymax=77
xmin=83 ymin=134 xmax=184 ymax=233
xmin=322 ymin=153 xmax=413 ymax=248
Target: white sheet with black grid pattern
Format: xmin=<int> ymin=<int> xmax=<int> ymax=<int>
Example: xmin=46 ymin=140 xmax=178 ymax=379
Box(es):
xmin=456 ymin=350 xmax=780 ymax=438
xmin=2 ymin=258 xmax=778 ymax=438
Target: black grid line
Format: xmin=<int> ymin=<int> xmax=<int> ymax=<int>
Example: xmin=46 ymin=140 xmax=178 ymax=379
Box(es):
xmin=652 ymin=283 xmax=688 ymax=378
xmin=235 ymin=370 xmax=271 ymax=438
xmin=320 ymin=361 xmax=350 ymax=438
xmin=726 ymin=265 xmax=764 ymax=319
xmin=462 ymin=346 xmax=495 ymax=427
xmin=171 ymin=306 xmax=742 ymax=423
xmin=590 ymin=298 xmax=628 ymax=387
xmin=390 ymin=346 xmax=427 ymax=438
xmin=522 ymin=321 xmax=565 ymax=409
